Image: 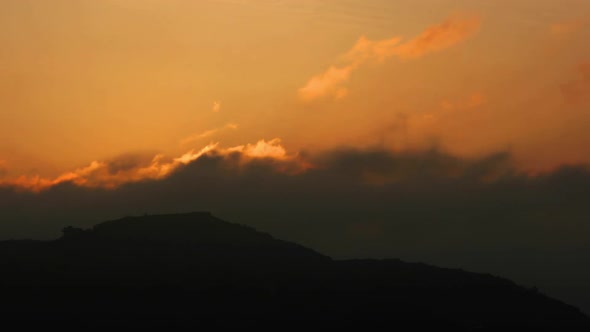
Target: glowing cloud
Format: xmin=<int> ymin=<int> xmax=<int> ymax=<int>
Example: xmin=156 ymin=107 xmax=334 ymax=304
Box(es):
xmin=0 ymin=139 xmax=306 ymax=192
xmin=0 ymin=144 xmax=220 ymax=192
xmin=230 ymin=138 xmax=289 ymax=160
xmin=299 ymin=14 xmax=481 ymax=102
xmin=298 ymin=65 xmax=354 ymax=102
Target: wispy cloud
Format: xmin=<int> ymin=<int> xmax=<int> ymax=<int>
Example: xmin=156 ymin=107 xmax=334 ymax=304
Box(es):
xmin=298 ymin=65 xmax=355 ymax=102
xmin=343 ymin=36 xmax=404 ymax=64
xmin=0 ymin=138 xmax=307 ymax=192
xmin=299 ymin=14 xmax=481 ymax=102
xmin=180 ymin=123 xmax=239 ymax=145
xmin=393 ymin=15 xmax=481 ymax=59
xmin=0 ymin=146 xmax=216 ymax=192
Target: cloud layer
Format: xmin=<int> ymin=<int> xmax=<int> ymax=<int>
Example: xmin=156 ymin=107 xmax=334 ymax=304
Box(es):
xmin=299 ymin=14 xmax=481 ymax=101
xmin=0 ymin=139 xmax=292 ymax=192
xmin=1 ymin=144 xmax=590 ymax=312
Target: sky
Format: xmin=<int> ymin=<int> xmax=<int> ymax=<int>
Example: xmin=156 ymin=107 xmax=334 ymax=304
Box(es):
xmin=1 ymin=0 xmax=590 ymax=314
xmin=1 ymin=0 xmax=590 ymax=185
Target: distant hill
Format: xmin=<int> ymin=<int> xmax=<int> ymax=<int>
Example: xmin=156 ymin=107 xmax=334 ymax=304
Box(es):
xmin=0 ymin=212 xmax=587 ymax=328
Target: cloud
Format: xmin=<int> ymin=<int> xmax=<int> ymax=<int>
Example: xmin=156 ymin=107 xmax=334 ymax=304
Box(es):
xmin=366 ymin=92 xmax=488 ymax=153
xmin=1 ymin=146 xmax=590 ymax=313
xmin=298 ymin=65 xmax=354 ymax=102
xmin=226 ymin=138 xmax=288 ymax=160
xmin=561 ymin=61 xmax=590 ymax=105
xmin=0 ymin=145 xmax=222 ymax=192
xmin=180 ymin=123 xmax=239 ymax=145
xmin=213 ymin=101 xmax=221 ymax=112
xmin=299 ymin=14 xmax=481 ymax=101
xmin=343 ymin=36 xmax=404 ymax=64
xmin=105 ymin=153 xmax=157 ymax=175
xmin=0 ymin=137 xmax=301 ymax=192
xmin=393 ymin=14 xmax=481 ymax=59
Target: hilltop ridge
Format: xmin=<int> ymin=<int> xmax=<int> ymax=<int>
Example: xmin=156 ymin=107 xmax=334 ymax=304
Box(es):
xmin=0 ymin=212 xmax=587 ymax=328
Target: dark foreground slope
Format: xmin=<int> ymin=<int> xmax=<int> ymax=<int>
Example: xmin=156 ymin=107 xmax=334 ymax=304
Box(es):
xmin=0 ymin=212 xmax=587 ymax=329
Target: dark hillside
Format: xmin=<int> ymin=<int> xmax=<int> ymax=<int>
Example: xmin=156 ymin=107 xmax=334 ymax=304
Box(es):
xmin=0 ymin=212 xmax=586 ymax=329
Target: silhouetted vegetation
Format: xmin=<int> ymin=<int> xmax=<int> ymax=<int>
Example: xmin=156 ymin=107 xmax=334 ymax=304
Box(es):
xmin=0 ymin=212 xmax=587 ymax=328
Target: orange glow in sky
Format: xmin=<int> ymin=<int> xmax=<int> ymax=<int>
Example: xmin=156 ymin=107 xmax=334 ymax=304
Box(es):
xmin=2 ymin=0 xmax=590 ymax=190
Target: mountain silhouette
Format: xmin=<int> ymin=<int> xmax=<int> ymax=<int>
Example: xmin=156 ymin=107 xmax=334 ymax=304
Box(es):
xmin=0 ymin=212 xmax=587 ymax=328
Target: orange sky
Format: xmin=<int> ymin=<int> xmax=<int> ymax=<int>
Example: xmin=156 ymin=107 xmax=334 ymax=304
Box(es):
xmin=1 ymin=0 xmax=590 ymax=188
